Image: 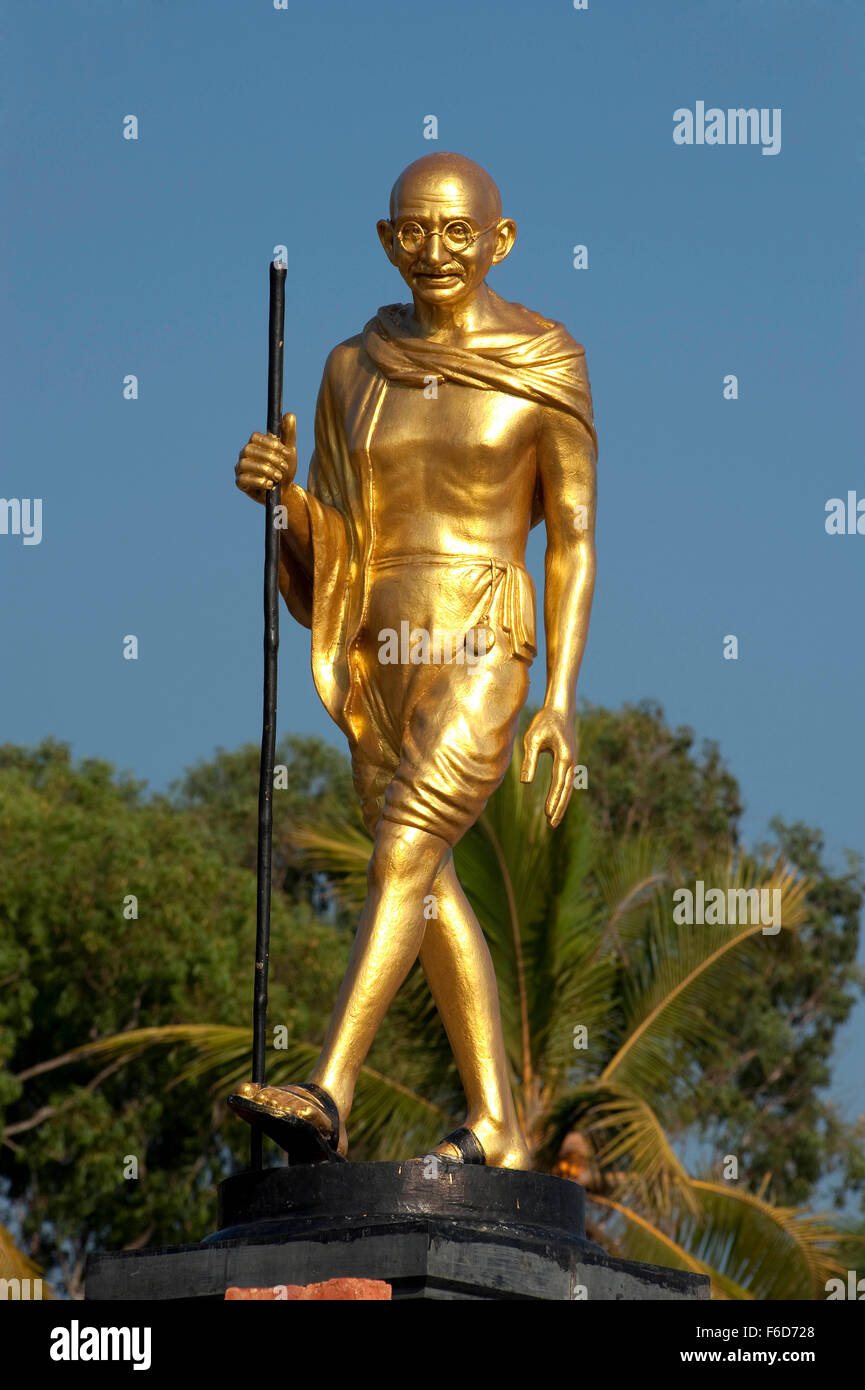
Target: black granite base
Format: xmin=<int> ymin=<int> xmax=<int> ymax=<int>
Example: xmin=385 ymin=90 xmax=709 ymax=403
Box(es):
xmin=85 ymin=1161 xmax=710 ymax=1301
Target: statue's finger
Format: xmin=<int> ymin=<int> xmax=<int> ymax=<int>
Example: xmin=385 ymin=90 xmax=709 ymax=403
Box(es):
xmin=546 ymin=759 xmax=571 ymax=825
xmin=281 ymin=412 xmax=296 ymax=448
xmin=520 ymin=740 xmax=538 ymax=783
xmin=240 ymin=458 xmax=283 ymax=481
xmin=243 ymin=440 xmax=288 ymax=466
xmin=236 ymin=472 xmax=273 ymax=492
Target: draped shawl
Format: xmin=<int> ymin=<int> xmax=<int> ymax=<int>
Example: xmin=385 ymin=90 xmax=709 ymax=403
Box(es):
xmin=279 ymin=300 xmax=596 ymax=739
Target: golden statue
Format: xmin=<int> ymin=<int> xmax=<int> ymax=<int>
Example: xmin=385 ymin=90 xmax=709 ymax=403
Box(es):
xmin=230 ymin=152 xmax=597 ymax=1170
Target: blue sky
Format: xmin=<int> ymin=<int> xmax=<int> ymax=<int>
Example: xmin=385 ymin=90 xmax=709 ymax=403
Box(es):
xmin=3 ymin=1 xmax=863 ymax=1122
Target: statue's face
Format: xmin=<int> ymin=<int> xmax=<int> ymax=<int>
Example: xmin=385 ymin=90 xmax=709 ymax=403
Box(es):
xmin=377 ymin=168 xmax=515 ymax=310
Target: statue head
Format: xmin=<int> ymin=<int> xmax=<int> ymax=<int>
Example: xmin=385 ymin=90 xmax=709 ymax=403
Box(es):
xmin=377 ymin=153 xmax=516 ymax=310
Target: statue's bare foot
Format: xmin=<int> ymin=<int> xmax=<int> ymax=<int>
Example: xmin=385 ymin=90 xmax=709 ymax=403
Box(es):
xmin=228 ymin=1081 xmax=347 ymax=1162
xmin=418 ymin=1120 xmax=531 ymax=1171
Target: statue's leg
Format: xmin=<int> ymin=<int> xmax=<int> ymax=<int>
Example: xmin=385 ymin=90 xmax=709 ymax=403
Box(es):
xmin=306 ymin=817 xmax=450 ymax=1119
xmin=419 ymin=854 xmax=531 ymax=1170
xmin=237 ymin=816 xmax=447 ymax=1154
xmin=236 ymin=615 xmax=530 ymax=1158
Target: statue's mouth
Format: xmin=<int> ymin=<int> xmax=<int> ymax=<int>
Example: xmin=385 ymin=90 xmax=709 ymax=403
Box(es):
xmin=414 ymin=270 xmax=462 ymax=286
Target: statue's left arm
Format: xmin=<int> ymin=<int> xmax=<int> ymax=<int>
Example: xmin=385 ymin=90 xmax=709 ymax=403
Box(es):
xmin=520 ymin=405 xmax=597 ymax=827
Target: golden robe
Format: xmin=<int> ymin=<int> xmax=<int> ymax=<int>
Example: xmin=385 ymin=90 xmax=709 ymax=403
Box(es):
xmin=279 ymin=302 xmax=596 ymax=842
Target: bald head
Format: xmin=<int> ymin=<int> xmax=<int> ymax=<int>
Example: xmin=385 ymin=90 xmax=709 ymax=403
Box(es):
xmin=378 ymin=152 xmax=515 ymax=313
xmin=389 ymin=152 xmax=502 ymax=224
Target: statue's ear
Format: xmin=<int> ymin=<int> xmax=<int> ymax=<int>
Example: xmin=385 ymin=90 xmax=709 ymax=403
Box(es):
xmin=491 ymin=219 xmax=517 ymax=266
xmin=377 ymin=220 xmax=398 ymax=264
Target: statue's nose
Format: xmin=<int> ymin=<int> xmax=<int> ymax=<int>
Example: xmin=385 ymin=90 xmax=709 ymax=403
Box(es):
xmin=424 ymin=231 xmax=449 ymax=266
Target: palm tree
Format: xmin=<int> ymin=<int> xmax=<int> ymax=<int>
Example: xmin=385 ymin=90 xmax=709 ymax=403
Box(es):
xmin=24 ymin=746 xmax=846 ymax=1299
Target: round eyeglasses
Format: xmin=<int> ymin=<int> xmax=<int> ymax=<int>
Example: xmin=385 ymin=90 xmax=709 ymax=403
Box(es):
xmin=391 ymin=218 xmax=500 ymax=255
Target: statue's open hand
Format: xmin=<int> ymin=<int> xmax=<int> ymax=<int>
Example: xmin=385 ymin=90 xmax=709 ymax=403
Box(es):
xmin=235 ymin=412 xmax=297 ymax=503
xmin=520 ymin=709 xmax=578 ymax=828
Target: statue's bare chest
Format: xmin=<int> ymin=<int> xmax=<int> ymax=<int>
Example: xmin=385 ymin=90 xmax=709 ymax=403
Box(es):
xmin=367 ymin=381 xmax=537 ymax=482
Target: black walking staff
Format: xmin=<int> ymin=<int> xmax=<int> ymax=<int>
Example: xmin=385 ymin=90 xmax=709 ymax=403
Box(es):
xmin=250 ymin=259 xmax=286 ymax=1170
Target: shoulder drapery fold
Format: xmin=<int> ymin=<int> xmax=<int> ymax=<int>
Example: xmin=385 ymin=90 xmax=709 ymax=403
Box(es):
xmin=361 ymin=302 xmax=597 ymax=455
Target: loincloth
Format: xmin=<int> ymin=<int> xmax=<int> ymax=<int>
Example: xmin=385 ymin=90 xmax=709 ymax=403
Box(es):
xmin=346 ymin=554 xmax=535 ymax=844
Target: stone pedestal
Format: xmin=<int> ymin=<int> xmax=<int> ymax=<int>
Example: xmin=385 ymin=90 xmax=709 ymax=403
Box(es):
xmin=85 ymin=1161 xmax=709 ymax=1301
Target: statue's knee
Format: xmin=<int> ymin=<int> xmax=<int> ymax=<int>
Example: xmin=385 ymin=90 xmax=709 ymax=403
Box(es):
xmin=367 ymin=824 xmax=442 ymax=893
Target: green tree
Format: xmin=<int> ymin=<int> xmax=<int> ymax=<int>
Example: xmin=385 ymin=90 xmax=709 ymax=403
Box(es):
xmin=0 ymin=740 xmax=347 ymax=1296
xmin=577 ymin=699 xmax=743 ymax=859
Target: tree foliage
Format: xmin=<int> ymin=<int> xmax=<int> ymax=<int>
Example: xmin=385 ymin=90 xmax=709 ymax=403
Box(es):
xmin=0 ymin=738 xmax=347 ymax=1296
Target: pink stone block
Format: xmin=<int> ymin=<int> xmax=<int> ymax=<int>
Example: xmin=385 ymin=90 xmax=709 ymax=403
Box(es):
xmin=225 ymin=1278 xmax=392 ymax=1301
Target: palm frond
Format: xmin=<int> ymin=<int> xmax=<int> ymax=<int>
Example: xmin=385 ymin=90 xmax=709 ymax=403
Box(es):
xmin=591 ymin=836 xmax=671 ymax=961
xmin=587 ymin=1192 xmax=730 ymax=1293
xmin=455 ymin=748 xmax=560 ymax=1085
xmin=527 ymin=808 xmax=614 ymax=1081
xmin=602 ymin=858 xmax=811 ymax=1095
xmin=544 ymin=1081 xmax=697 ymax=1217
xmin=682 ymin=1179 xmax=845 ymax=1301
xmin=25 ymin=1023 xmax=449 ymax=1163
xmin=540 ymin=831 xmax=676 ymax=1088
xmin=288 ymin=822 xmax=371 ymax=912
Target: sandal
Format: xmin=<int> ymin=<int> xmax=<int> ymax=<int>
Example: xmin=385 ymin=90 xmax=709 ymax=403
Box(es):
xmin=228 ymin=1081 xmax=345 ymax=1163
xmin=427 ymin=1126 xmax=486 ymax=1165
